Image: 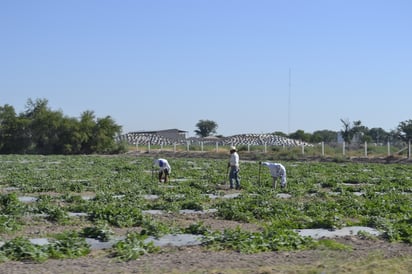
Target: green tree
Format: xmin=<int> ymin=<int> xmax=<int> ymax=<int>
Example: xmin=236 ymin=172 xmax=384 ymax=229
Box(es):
xmin=273 ymin=131 xmax=287 ymax=137
xmin=311 ymin=130 xmax=337 ymax=143
xmin=288 ymin=130 xmax=311 ymax=142
xmin=397 ymin=119 xmax=412 ymax=142
xmin=79 ymin=111 xmax=97 ymax=154
xmin=78 ymin=111 xmax=124 ymax=154
xmin=0 ymin=104 xmax=30 ymax=153
xmin=341 ymin=119 xmax=372 ymax=145
xmin=352 ymin=120 xmax=370 ymax=142
xmin=92 ymin=116 xmax=123 ymax=153
xmin=0 ymin=98 xmax=125 ymax=155
xmin=194 ymin=120 xmax=218 ymax=137
xmin=340 ymin=119 xmax=353 ymax=144
xmin=56 ymin=117 xmax=82 ymax=154
xmin=24 ymin=98 xmax=60 ymax=154
xmin=368 ymin=127 xmax=389 ymax=144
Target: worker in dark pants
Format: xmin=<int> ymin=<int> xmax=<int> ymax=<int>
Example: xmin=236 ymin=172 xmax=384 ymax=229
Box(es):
xmin=228 ymin=146 xmax=240 ymax=189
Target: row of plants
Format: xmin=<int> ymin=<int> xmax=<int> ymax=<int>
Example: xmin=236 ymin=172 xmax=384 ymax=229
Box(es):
xmin=0 ymin=221 xmax=325 ymax=262
xmin=0 ymin=231 xmax=89 ymax=263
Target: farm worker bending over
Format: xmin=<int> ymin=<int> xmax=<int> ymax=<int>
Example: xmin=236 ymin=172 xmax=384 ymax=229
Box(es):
xmin=260 ymin=161 xmax=287 ymax=189
xmin=228 ymin=146 xmax=241 ymax=189
xmin=154 ymin=158 xmax=171 ymax=183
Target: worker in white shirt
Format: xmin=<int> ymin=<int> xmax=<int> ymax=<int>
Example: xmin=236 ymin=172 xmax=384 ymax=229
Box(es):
xmin=227 ymin=146 xmax=240 ymax=189
xmin=153 ymin=158 xmax=171 ymax=183
xmin=260 ymin=161 xmax=286 ymax=189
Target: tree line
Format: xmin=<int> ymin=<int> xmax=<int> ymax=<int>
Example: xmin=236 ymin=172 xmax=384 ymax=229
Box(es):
xmin=195 ymin=119 xmax=412 ymax=146
xmin=0 ymin=98 xmax=126 ymax=154
xmin=2 ymin=100 xmax=412 ymax=155
xmin=288 ymin=119 xmax=412 ymax=146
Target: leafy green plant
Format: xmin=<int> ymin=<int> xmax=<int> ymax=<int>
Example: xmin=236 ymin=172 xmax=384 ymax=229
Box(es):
xmin=393 ymin=219 xmax=412 ymax=244
xmin=140 ymin=216 xmax=176 ymax=237
xmin=203 ymin=226 xmax=314 ymax=253
xmin=0 ymin=250 xmax=8 ymax=263
xmin=0 ymin=237 xmax=48 ymax=263
xmin=181 ymin=199 xmax=203 ymax=211
xmin=89 ymin=201 xmax=144 ymax=227
xmin=184 ymin=222 xmax=210 ymax=235
xmin=203 ymin=227 xmax=265 ymax=253
xmin=47 ymin=231 xmax=90 ymax=259
xmin=45 ymin=206 xmax=70 ymax=224
xmin=81 ymin=222 xmax=114 ymax=242
xmin=263 ymin=228 xmax=314 ymax=251
xmin=216 ymin=197 xmax=254 ymax=222
xmin=0 ymin=215 xmax=21 ymax=233
xmin=112 ymin=232 xmax=159 ymax=261
xmin=34 ymin=196 xmax=70 ymax=224
xmin=0 ymin=193 xmax=26 ymax=216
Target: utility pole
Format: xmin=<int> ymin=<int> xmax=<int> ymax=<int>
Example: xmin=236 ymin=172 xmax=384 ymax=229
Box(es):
xmin=288 ymin=68 xmax=291 ymax=135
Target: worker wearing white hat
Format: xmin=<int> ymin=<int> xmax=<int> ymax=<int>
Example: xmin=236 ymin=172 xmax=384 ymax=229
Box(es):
xmin=228 ymin=146 xmax=240 ymax=189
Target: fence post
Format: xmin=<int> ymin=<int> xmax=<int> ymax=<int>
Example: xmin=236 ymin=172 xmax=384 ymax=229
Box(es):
xmin=321 ymin=141 xmax=324 ymax=156
xmin=148 ymin=142 xmax=151 ymax=153
xmin=387 ymin=141 xmax=390 ymax=156
xmin=216 ymin=142 xmax=219 ymax=152
xmin=409 ymin=140 xmax=411 ymax=160
xmin=174 ymin=143 xmax=176 ymax=153
xmin=248 ymin=144 xmax=250 ymax=152
xmin=301 ymin=143 xmax=305 ymax=155
xmin=342 ymin=142 xmax=345 ymax=156
xmin=264 ymin=143 xmax=267 ymax=153
xmin=364 ymin=141 xmax=367 ymax=157
xmin=201 ymin=141 xmax=203 ymax=152
xmin=186 ymin=141 xmax=190 ymax=151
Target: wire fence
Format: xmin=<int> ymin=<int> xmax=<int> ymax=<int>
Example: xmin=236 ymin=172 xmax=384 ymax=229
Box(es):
xmin=129 ymin=140 xmax=412 ymax=160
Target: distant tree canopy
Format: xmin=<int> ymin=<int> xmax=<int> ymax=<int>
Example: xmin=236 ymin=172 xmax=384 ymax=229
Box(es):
xmin=273 ymin=131 xmax=287 ymax=138
xmin=194 ymin=119 xmax=218 ymax=137
xmin=339 ymin=119 xmax=370 ymax=144
xmin=311 ymin=130 xmax=338 ymax=143
xmin=288 ymin=130 xmax=311 ymax=142
xmin=283 ymin=129 xmax=338 ymax=143
xmin=340 ymin=119 xmax=354 ymax=144
xmin=283 ymin=120 xmax=402 ymax=145
xmin=0 ymin=98 xmax=126 ymax=154
xmin=397 ymin=119 xmax=412 ymax=142
xmin=336 ymin=119 xmax=405 ymax=146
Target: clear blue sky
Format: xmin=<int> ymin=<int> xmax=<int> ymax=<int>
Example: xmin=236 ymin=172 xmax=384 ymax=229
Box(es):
xmin=1 ymin=0 xmax=411 ymax=137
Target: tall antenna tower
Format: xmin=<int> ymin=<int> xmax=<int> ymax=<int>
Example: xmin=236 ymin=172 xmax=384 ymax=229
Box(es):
xmin=288 ymin=68 xmax=291 ymax=134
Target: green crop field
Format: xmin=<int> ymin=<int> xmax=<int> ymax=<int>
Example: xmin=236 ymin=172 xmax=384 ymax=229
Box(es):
xmin=0 ymin=154 xmax=411 ymax=273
